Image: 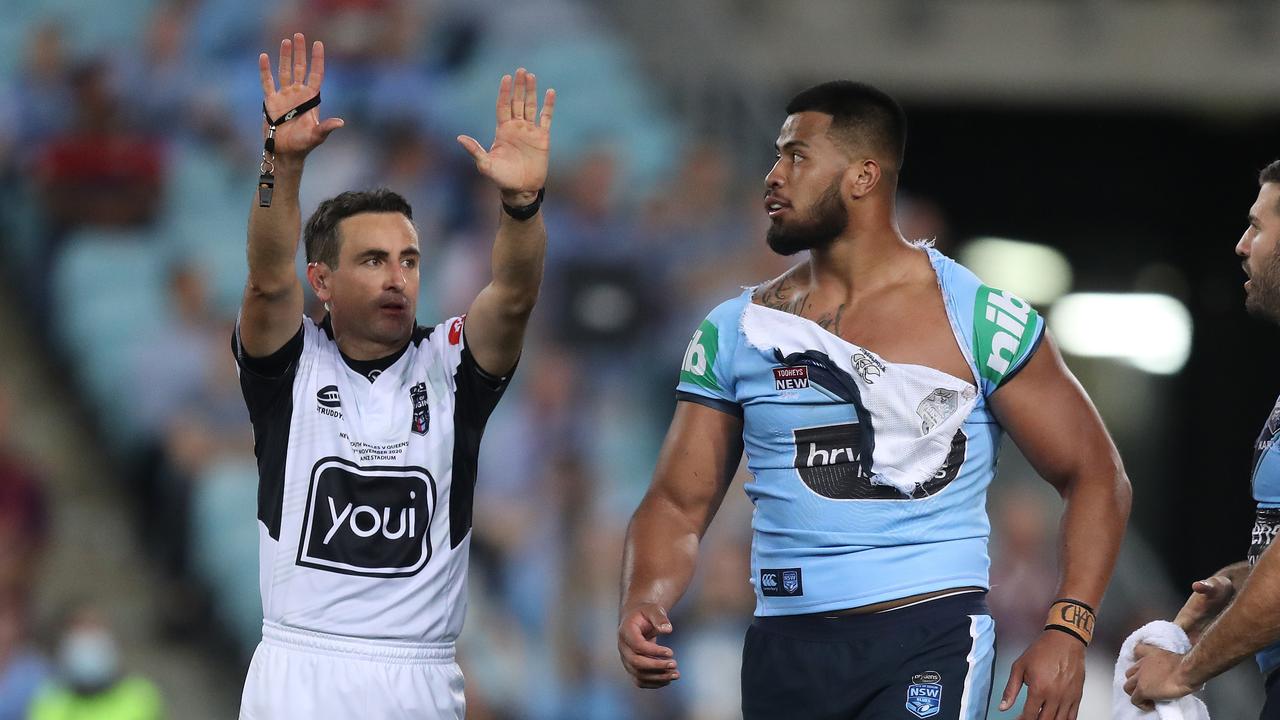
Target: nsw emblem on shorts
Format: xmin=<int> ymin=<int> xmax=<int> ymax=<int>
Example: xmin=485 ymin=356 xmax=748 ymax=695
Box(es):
xmin=906 ymin=671 xmax=942 ymax=718
xmin=409 ymin=382 xmax=429 ymax=436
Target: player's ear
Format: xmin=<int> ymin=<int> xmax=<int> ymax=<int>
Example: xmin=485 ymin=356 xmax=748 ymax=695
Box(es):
xmin=844 ymin=158 xmax=881 ymax=200
xmin=306 ymin=261 xmax=332 ymax=301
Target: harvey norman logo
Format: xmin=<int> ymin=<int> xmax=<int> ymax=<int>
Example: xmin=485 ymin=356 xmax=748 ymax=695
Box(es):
xmin=772 ymin=366 xmax=809 ymax=391
xmin=975 ymin=287 xmax=1039 ymax=386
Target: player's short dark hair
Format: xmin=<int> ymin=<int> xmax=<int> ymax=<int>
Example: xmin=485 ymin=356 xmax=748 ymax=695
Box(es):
xmin=304 ymin=188 xmax=414 ymax=267
xmin=785 ymin=81 xmax=907 ymax=171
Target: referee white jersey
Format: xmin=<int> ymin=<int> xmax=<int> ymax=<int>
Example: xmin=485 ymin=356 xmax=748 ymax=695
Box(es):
xmin=232 ymin=313 xmax=507 ymax=718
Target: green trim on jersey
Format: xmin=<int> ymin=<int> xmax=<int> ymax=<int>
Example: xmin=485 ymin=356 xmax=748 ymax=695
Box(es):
xmin=973 ymin=285 xmax=1039 ymax=388
xmin=680 ymin=319 xmax=722 ymax=392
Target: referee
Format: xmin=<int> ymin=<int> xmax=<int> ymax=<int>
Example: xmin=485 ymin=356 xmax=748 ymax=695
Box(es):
xmin=233 ymin=34 xmax=554 ymax=719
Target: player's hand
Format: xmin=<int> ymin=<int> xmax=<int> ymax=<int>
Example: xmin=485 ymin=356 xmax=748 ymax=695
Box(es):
xmin=1123 ymin=645 xmax=1197 ymax=711
xmin=457 ymin=68 xmax=555 ymax=207
xmin=617 ymin=603 xmax=679 ymax=688
xmin=1173 ymin=575 xmax=1234 ymax=642
xmin=999 ymin=630 xmax=1086 ymax=719
xmin=257 ymin=33 xmax=344 ymax=161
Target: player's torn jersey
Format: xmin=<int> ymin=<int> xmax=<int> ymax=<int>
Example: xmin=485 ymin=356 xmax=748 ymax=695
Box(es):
xmin=1250 ymin=395 xmax=1280 ymax=673
xmin=676 ymin=248 xmax=1045 ymax=616
xmin=232 ymin=314 xmax=508 ymax=644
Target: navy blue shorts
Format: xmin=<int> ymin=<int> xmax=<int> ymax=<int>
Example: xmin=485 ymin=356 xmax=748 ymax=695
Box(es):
xmin=741 ymin=592 xmax=997 ymax=720
xmin=1261 ymin=669 xmax=1280 ymax=719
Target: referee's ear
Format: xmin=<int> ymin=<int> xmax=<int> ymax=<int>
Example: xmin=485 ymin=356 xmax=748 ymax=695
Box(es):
xmin=306 ymin=260 xmax=333 ymax=304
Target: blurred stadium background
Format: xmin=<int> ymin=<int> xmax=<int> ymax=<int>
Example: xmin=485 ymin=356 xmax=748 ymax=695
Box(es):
xmin=2 ymin=0 xmax=1280 ymax=717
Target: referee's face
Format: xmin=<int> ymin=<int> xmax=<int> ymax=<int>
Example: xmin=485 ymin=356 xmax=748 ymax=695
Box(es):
xmin=323 ymin=212 xmax=421 ymax=350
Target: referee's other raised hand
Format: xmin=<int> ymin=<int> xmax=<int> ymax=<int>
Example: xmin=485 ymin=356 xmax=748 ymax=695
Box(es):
xmin=617 ymin=603 xmax=679 ymax=688
xmin=258 ymin=32 xmax=344 ymax=160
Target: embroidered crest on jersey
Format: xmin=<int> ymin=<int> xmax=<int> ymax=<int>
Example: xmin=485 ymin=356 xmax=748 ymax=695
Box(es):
xmin=681 ymin=319 xmax=721 ymax=392
xmin=296 ymin=457 xmax=437 ymax=577
xmin=973 ymin=285 xmax=1039 ymax=387
xmin=906 ymin=672 xmax=943 ymax=718
xmin=917 ymin=388 xmax=959 ymax=434
xmin=851 ymin=350 xmax=885 ymax=384
xmin=772 ymin=366 xmax=808 ymax=390
xmin=410 ymin=382 xmax=429 ymax=435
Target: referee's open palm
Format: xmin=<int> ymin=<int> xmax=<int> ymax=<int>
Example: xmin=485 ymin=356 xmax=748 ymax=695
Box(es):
xmin=257 ymin=33 xmax=344 ymax=160
xmin=458 ymin=68 xmax=555 ymax=195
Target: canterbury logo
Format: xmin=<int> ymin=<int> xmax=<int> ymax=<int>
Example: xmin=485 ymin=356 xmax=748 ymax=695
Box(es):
xmin=983 ymin=290 xmax=1032 ymax=375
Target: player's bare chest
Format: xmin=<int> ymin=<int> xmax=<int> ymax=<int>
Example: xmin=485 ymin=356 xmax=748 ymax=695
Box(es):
xmin=792 ymin=292 xmax=972 ymax=385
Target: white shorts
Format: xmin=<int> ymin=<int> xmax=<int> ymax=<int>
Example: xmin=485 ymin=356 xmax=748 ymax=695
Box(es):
xmin=239 ymin=622 xmax=465 ymax=720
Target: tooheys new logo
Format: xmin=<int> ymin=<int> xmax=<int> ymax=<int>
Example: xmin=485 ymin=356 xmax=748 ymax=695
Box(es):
xmin=680 ymin=319 xmax=721 ymax=392
xmin=974 ymin=286 xmax=1040 ymax=387
xmin=297 ymin=457 xmax=436 ymax=577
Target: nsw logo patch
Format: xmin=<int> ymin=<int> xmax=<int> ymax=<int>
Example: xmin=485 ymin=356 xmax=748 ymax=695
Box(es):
xmin=759 ymin=567 xmax=803 ymax=597
xmin=906 ymin=671 xmax=942 ymax=718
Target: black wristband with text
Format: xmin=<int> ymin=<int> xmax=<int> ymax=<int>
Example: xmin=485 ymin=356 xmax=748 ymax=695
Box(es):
xmin=1044 ymin=598 xmax=1096 ymax=646
xmin=501 ymin=188 xmax=545 ymax=221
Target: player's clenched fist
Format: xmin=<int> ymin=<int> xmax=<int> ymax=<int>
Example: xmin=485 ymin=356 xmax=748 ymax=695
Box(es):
xmin=617 ymin=603 xmax=680 ymax=688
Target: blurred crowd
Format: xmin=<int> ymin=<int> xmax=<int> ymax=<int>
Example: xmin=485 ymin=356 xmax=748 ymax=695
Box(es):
xmin=0 ymin=1 xmax=1192 ymax=718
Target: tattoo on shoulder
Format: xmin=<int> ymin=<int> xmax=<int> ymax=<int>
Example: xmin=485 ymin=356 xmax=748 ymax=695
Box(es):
xmin=755 ymin=276 xmax=805 ymax=315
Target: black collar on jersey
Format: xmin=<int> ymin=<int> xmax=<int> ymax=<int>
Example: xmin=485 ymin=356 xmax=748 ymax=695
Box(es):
xmin=319 ymin=314 xmax=435 ymax=381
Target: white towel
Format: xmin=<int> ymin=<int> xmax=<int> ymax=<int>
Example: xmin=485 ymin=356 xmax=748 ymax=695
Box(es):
xmin=1112 ymin=621 xmax=1210 ymax=720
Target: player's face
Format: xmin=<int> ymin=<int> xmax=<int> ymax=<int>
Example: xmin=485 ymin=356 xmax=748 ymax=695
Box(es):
xmin=324 ymin=212 xmax=421 ymax=347
xmin=764 ymin=112 xmax=849 ymax=256
xmin=1238 ymin=183 xmax=1280 ymax=323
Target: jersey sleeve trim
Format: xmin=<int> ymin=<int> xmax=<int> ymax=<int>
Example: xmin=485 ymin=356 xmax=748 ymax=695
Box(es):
xmin=675 ymin=391 xmax=743 ymax=418
xmin=234 ymin=321 xmax=304 ymax=379
xmin=991 ymin=323 xmax=1045 ymax=391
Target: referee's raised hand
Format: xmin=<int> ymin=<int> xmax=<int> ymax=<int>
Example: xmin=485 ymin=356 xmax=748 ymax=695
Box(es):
xmin=258 ymin=32 xmax=344 ymax=160
xmin=457 ymin=68 xmax=555 ymax=206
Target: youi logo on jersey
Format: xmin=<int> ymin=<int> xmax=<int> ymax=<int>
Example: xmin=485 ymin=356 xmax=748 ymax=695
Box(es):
xmin=297 ymin=458 xmax=436 ymax=577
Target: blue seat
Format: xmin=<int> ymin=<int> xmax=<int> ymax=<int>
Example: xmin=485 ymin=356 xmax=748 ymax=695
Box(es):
xmin=52 ymin=229 xmax=170 ymax=446
xmin=190 ymin=456 xmax=262 ymax=654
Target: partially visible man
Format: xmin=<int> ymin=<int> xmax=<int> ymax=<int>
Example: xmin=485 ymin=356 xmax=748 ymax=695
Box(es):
xmin=233 ymin=34 xmax=553 ymax=719
xmin=1126 ymin=160 xmax=1280 ymax=719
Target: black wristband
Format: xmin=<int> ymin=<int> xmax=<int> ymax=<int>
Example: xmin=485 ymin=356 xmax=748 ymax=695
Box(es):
xmin=501 ymin=188 xmax=544 ymax=221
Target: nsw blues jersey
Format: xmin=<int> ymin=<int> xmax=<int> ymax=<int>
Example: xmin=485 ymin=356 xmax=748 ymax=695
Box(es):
xmin=1250 ymin=396 xmax=1280 ymax=673
xmin=675 ymin=249 xmax=1045 ymax=615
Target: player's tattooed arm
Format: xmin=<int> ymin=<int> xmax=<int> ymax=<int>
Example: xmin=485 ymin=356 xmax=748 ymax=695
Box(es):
xmin=458 ymin=69 xmax=555 ymax=377
xmin=241 ymin=33 xmax=343 ymax=358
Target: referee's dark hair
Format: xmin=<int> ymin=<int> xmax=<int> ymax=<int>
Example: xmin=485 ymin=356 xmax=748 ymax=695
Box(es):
xmin=304 ymin=188 xmax=414 ymax=267
xmin=786 ymin=81 xmax=907 ymax=174
xmin=1261 ymin=160 xmax=1280 ymax=187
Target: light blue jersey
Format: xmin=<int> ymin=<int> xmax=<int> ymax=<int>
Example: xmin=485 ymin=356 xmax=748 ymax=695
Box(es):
xmin=676 ymin=249 xmax=1045 ymax=616
xmin=1250 ymin=395 xmax=1280 ymax=674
